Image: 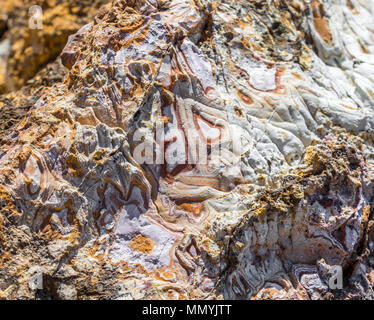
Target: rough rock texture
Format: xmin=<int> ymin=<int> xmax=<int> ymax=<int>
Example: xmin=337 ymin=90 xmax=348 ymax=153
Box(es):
xmin=0 ymin=59 xmax=68 ymax=144
xmin=1 ymin=0 xmax=374 ymax=300
xmin=0 ymin=0 xmax=109 ymax=93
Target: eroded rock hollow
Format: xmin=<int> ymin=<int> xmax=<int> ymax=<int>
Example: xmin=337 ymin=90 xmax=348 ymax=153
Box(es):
xmin=1 ymin=0 xmax=374 ymax=300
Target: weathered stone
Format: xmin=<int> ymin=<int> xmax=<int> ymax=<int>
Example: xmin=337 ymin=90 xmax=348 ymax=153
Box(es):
xmin=0 ymin=0 xmax=110 ymax=93
xmin=1 ymin=0 xmax=374 ymax=300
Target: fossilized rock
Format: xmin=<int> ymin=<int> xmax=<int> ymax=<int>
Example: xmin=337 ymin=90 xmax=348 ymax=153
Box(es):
xmin=1 ymin=0 xmax=374 ymax=300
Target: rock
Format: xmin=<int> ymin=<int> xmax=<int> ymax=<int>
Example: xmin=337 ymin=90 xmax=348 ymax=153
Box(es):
xmin=0 ymin=59 xmax=68 ymax=145
xmin=1 ymin=0 xmax=374 ymax=300
xmin=0 ymin=0 xmax=110 ymax=93
xmin=56 ymin=283 xmax=77 ymax=300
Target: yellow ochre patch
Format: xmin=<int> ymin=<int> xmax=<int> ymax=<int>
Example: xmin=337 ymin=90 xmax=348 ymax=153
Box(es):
xmin=129 ymin=235 xmax=155 ymax=255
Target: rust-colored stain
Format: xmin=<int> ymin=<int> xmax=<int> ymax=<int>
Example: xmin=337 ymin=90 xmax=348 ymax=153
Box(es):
xmin=177 ymin=202 xmax=203 ymax=217
xmin=313 ymin=17 xmax=332 ymax=42
xmin=312 ymin=0 xmax=332 ymax=42
xmin=129 ymin=234 xmax=155 ymax=254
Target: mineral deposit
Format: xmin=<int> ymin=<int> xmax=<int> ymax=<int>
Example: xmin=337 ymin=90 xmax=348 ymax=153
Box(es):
xmin=1 ymin=0 xmax=374 ymax=300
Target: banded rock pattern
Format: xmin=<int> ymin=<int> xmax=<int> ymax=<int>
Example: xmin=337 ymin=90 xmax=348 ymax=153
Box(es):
xmin=1 ymin=0 xmax=374 ymax=299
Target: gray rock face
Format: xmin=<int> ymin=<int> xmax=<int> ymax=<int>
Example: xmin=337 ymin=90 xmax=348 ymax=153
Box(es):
xmin=1 ymin=0 xmax=374 ymax=299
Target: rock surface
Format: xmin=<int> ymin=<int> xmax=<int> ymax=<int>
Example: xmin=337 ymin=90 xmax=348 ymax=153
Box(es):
xmin=0 ymin=59 xmax=68 ymax=144
xmin=0 ymin=0 xmax=109 ymax=93
xmin=1 ymin=0 xmax=374 ymax=300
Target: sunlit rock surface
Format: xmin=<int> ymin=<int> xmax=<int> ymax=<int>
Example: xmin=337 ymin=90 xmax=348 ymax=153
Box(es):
xmin=1 ymin=0 xmax=374 ymax=299
xmin=0 ymin=0 xmax=109 ymax=93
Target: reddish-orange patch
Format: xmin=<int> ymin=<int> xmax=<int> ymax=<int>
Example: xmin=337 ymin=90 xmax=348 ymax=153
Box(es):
xmin=313 ymin=17 xmax=332 ymax=42
xmin=236 ymin=89 xmax=254 ymax=105
xmin=129 ymin=234 xmax=155 ymax=254
xmin=312 ymin=0 xmax=332 ymax=42
xmin=177 ymin=202 xmax=203 ymax=217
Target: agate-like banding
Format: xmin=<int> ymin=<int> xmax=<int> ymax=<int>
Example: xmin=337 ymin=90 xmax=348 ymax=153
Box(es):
xmin=1 ymin=0 xmax=374 ymax=300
